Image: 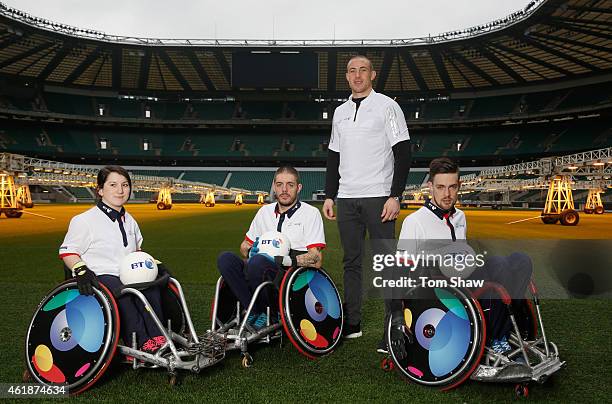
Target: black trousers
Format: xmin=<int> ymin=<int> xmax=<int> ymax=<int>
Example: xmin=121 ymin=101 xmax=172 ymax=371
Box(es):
xmin=98 ymin=275 xmax=164 ymax=347
xmin=470 ymin=252 xmax=534 ymax=340
xmin=337 ymin=197 xmax=396 ymax=326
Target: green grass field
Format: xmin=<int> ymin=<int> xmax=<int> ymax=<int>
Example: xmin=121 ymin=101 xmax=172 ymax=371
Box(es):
xmin=1 ymin=203 xmax=610 ymax=402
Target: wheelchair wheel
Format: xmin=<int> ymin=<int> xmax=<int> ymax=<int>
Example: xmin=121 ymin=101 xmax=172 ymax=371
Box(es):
xmin=279 ymin=267 xmax=343 ymax=359
xmin=24 ymin=281 xmax=120 ymax=395
xmin=386 ymin=286 xmax=485 ymax=390
xmin=161 ymin=283 xmax=186 ymax=335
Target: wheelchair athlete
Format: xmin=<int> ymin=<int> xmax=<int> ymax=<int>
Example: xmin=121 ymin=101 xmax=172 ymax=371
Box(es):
xmin=392 ymin=157 xmax=533 ymax=358
xmin=59 ymin=165 xmax=171 ymax=355
xmin=217 ymin=166 xmax=326 ymax=328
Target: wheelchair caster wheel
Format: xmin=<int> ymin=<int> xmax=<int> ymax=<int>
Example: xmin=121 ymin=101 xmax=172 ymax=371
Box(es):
xmin=515 ymin=384 xmax=528 ymax=398
xmin=381 ymin=357 xmax=394 ymax=372
xmin=241 ymin=353 xmax=253 ymax=368
xmin=22 ymin=369 xmax=32 ymax=382
xmin=168 ymin=374 xmax=179 ymax=387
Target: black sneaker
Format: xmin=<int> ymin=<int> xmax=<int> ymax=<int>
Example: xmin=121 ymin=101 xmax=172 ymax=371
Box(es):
xmin=342 ymin=322 xmax=362 ymax=339
xmin=377 ymin=338 xmax=388 ymax=354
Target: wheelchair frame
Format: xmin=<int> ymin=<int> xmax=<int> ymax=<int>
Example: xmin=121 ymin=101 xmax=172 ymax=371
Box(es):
xmin=25 ymin=266 xmax=343 ymax=392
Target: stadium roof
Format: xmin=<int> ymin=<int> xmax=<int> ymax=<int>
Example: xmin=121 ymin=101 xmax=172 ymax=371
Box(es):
xmin=0 ymin=0 xmax=610 ymax=95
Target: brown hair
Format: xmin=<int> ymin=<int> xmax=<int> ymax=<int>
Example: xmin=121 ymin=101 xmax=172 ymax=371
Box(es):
xmin=96 ymin=166 xmax=132 ymax=199
xmin=429 ymin=157 xmax=459 ymax=180
xmin=274 ymin=165 xmax=300 ymax=184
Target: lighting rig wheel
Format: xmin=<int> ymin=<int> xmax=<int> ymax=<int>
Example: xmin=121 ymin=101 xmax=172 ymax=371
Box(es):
xmin=5 ymin=209 xmax=23 ymax=218
xmin=594 ymin=206 xmax=604 ymax=215
xmin=560 ymin=209 xmax=579 ymax=226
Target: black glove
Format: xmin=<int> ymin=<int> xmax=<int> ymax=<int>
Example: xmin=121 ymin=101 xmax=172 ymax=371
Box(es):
xmin=155 ymin=259 xmax=172 ymax=277
xmin=389 ymin=311 xmax=411 ymax=360
xmin=73 ymin=262 xmax=99 ymax=296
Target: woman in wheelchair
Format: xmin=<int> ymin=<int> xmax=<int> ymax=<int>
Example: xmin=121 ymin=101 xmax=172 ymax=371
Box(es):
xmin=216 ymin=166 xmax=326 ymax=330
xmin=58 ymin=166 xmax=169 ymax=354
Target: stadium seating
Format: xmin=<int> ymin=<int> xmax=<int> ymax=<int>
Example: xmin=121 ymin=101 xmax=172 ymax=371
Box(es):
xmin=65 ymin=186 xmax=94 ymax=200
xmin=45 ymin=93 xmax=94 ymax=116
xmin=298 ymin=171 xmax=325 ymax=200
xmin=468 ymin=95 xmax=520 ymax=118
xmin=227 ymin=171 xmax=274 ymax=192
xmin=181 ymin=171 xmax=228 ymax=184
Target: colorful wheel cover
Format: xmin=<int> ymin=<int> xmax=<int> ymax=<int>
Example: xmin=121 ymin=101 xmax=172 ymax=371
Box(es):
xmin=280 ymin=267 xmax=343 ymax=358
xmin=25 ymin=281 xmax=119 ymax=394
xmin=387 ymin=286 xmax=484 ymax=388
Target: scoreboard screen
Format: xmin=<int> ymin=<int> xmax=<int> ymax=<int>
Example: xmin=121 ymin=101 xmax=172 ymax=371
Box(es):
xmin=232 ymin=51 xmax=319 ymax=88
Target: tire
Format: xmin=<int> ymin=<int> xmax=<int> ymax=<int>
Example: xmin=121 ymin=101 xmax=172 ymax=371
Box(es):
xmin=560 ymin=209 xmax=579 ymax=226
xmin=5 ymin=209 xmax=23 ymax=218
xmin=583 ymin=208 xmax=593 ymax=214
xmin=157 ymin=202 xmax=166 ymax=210
xmin=541 ymin=215 xmax=559 ymax=224
xmin=594 ymin=206 xmax=604 ymax=215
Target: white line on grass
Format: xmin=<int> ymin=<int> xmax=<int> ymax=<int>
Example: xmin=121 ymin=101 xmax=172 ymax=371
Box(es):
xmin=506 ymin=215 xmax=542 ymax=224
xmin=21 ymin=211 xmax=56 ymax=220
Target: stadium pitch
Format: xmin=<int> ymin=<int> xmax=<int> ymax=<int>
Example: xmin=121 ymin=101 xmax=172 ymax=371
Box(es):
xmin=1 ymin=203 xmax=611 ymax=402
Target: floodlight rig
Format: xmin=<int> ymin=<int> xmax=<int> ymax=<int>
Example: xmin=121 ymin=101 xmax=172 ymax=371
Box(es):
xmin=16 ymin=184 xmax=34 ymax=208
xmin=584 ymin=189 xmax=605 ymax=215
xmin=156 ymin=187 xmax=173 ymax=210
xmin=427 ymin=147 xmax=612 ymax=223
xmin=201 ymin=191 xmax=216 ymax=207
xmin=0 ymin=172 xmax=22 ymax=218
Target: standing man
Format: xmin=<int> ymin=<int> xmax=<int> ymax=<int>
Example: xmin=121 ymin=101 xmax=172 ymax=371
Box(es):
xmin=218 ymin=166 xmax=326 ymax=328
xmin=322 ymin=55 xmax=411 ymax=347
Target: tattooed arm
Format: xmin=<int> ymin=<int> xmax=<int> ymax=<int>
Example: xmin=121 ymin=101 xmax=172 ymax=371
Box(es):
xmin=295 ymin=247 xmax=323 ymax=269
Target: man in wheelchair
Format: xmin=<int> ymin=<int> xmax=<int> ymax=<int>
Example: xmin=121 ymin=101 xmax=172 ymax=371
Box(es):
xmin=392 ymin=157 xmax=533 ymax=357
xmin=217 ymin=165 xmax=326 ymax=329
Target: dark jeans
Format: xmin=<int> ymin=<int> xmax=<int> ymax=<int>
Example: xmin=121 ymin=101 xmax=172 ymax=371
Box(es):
xmin=470 ymin=252 xmax=534 ymax=340
xmin=98 ymin=275 xmax=164 ymax=347
xmin=217 ymin=252 xmax=279 ymax=314
xmin=337 ymin=197 xmax=396 ymax=326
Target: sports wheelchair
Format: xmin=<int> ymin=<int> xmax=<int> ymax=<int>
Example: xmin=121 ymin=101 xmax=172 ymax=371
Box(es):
xmin=23 ymin=266 xmax=343 ymax=395
xmin=381 ymin=279 xmax=565 ymax=398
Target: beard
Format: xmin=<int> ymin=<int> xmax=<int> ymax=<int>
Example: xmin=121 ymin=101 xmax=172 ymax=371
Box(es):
xmin=277 ymin=193 xmax=297 ymax=207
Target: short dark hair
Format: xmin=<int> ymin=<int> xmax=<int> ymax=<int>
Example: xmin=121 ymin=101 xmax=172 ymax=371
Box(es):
xmin=346 ymin=54 xmax=373 ymax=71
xmin=96 ymin=166 xmax=132 ymax=198
xmin=274 ymin=165 xmax=300 ymax=184
xmin=429 ymin=157 xmax=459 ymax=180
